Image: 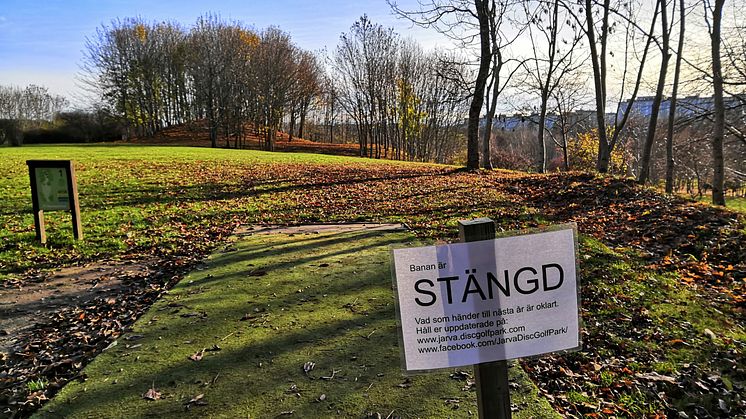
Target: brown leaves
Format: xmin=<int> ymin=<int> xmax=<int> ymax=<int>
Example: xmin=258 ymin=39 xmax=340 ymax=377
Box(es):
xmin=1 ymin=262 xmax=194 ymax=418
xmin=510 ymin=173 xmax=745 ymax=304
xmin=4 ymin=158 xmax=744 ymax=418
xmin=635 ymin=372 xmax=677 ymax=384
xmin=188 ymin=348 xmax=205 ymax=361
xmin=142 ymin=387 xmax=161 ymax=401
xmin=185 ymin=393 xmax=207 ymax=408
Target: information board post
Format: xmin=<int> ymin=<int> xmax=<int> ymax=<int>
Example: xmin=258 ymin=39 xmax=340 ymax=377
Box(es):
xmin=458 ymin=218 xmax=511 ymax=419
xmin=26 ymin=160 xmax=83 ymax=244
xmin=28 ymin=166 xmax=47 ymax=244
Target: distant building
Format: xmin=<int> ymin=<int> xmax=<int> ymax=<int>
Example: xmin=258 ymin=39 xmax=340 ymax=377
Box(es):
xmin=486 ymin=113 xmax=555 ymax=131
xmin=616 ymin=94 xmax=746 ymax=119
xmin=481 ymin=109 xmax=614 ymax=133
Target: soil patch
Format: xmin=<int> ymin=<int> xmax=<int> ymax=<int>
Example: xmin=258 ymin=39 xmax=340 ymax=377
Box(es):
xmin=0 ymin=260 xmax=156 ymax=353
xmin=237 ymin=222 xmax=406 ymax=235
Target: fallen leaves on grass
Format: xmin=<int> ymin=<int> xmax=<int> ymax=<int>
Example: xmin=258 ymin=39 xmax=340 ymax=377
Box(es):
xmin=2 ymin=160 xmax=745 ymax=418
xmin=184 ymin=393 xmax=207 ymax=408
xmin=188 ymin=349 xmax=205 ymax=362
xmin=142 ymin=387 xmax=161 ymax=401
xmin=508 ymin=173 xmax=745 ymax=304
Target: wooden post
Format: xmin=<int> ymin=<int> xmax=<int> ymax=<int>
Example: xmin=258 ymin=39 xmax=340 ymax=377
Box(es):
xmin=28 ymin=165 xmax=47 ymax=244
xmin=458 ymin=218 xmax=512 ymax=419
xmin=67 ymin=163 xmax=83 ymax=240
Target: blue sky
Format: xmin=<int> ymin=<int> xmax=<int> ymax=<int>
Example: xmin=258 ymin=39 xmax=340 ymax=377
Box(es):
xmin=0 ymin=0 xmax=451 ymax=105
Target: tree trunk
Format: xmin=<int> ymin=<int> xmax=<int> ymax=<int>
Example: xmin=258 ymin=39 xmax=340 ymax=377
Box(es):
xmin=562 ymin=132 xmax=569 ymax=171
xmin=299 ymin=101 xmax=308 ymax=140
xmin=481 ymin=15 xmax=502 ymax=170
xmin=289 ymin=107 xmax=296 ymax=141
xmin=711 ymin=0 xmax=726 ymax=206
xmin=210 ymin=125 xmax=218 ymax=148
xmin=585 ymin=0 xmax=611 ymax=173
xmin=481 ymin=82 xmax=496 ymax=170
xmin=665 ymin=0 xmax=685 ymax=194
xmin=466 ymin=0 xmax=492 ymax=170
xmin=638 ymin=0 xmax=670 ymax=185
xmin=537 ymin=94 xmax=548 ymax=173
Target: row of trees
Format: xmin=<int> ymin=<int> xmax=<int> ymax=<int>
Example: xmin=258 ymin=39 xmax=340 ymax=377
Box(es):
xmin=83 ymin=15 xmax=472 ymax=163
xmin=332 ymin=16 xmax=469 ymax=162
xmin=83 ymin=15 xmax=323 ymax=150
xmin=388 ymin=0 xmax=744 ymax=205
xmin=0 ymin=85 xmax=68 ymax=145
xmin=79 ymin=4 xmax=743 ymax=205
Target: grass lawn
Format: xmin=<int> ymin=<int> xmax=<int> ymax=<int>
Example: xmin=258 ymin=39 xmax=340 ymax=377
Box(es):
xmin=1 ymin=144 xmax=743 ymax=418
xmin=0 ymin=145 xmax=452 ymax=278
xmin=718 ymin=196 xmax=746 ymax=212
xmin=36 ymin=228 xmax=558 ymax=418
xmin=692 ymin=194 xmax=746 ymax=213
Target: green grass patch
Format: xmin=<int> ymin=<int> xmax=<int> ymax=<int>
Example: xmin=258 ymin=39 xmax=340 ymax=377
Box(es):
xmin=37 ymin=228 xmax=558 ymax=418
xmin=0 ymin=145 xmax=453 ymax=278
xmin=696 ymin=195 xmax=746 ymax=213
xmin=26 ymin=379 xmax=49 ymax=393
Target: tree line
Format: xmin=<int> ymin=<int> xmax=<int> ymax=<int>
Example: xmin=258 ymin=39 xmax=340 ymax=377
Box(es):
xmin=7 ymin=3 xmax=742 ymax=205
xmin=389 ymin=0 xmax=744 ymax=206
xmin=82 ymin=15 xmax=323 ymax=151
xmin=332 ymin=16 xmax=470 ymax=163
xmin=0 ymin=85 xmax=68 ymax=145
xmin=81 ymin=14 xmax=472 ymax=163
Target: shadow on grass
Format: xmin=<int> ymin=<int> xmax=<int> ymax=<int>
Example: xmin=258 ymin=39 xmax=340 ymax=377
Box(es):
xmin=38 ymin=229 xmax=480 ymax=418
xmin=80 ymin=169 xmax=461 ymax=211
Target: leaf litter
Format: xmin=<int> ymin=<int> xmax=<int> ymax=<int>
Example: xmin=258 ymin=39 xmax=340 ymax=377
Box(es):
xmin=2 ymin=162 xmax=744 ymax=418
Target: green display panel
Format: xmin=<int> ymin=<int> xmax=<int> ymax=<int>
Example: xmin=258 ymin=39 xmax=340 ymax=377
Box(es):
xmin=34 ymin=167 xmax=71 ymax=211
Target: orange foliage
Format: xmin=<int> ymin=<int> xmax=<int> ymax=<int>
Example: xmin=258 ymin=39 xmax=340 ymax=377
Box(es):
xmin=134 ymin=24 xmax=147 ymax=42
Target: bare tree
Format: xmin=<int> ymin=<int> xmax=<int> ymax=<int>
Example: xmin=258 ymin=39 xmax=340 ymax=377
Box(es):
xmin=708 ymin=0 xmax=727 ymax=205
xmin=548 ymin=76 xmax=593 ymax=170
xmin=521 ymin=0 xmax=585 ymax=172
xmin=481 ymin=1 xmax=524 ymax=169
xmin=389 ymin=0 xmax=495 ymax=169
xmin=0 ymin=84 xmax=67 ymax=145
xmin=638 ymin=0 xmax=674 ymax=184
xmin=665 ymin=0 xmax=686 ymax=194
xmin=334 ymin=16 xmax=401 ymax=158
xmin=568 ymin=0 xmax=661 ymax=173
xmin=253 ymin=27 xmax=298 ymax=151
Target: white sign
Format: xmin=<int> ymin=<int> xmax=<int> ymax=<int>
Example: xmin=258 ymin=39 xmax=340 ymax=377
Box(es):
xmin=392 ymin=226 xmax=580 ymax=372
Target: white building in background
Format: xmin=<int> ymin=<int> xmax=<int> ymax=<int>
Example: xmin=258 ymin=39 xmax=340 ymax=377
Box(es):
xmin=477 ymin=94 xmax=745 ymax=135
xmin=616 ymin=95 xmax=746 ymax=119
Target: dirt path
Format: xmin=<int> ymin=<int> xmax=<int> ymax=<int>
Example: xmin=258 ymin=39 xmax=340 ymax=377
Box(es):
xmin=237 ymin=222 xmax=406 ymax=235
xmin=0 ymin=261 xmax=157 ymax=353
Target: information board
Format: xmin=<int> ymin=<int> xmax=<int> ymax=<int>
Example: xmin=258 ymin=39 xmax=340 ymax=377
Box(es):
xmin=392 ymin=226 xmax=580 ymax=372
xmin=34 ymin=167 xmax=71 ymax=211
xmin=26 ymin=159 xmax=83 ymax=243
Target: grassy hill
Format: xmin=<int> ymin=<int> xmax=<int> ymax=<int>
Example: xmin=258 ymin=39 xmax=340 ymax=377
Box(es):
xmin=1 ymin=144 xmax=744 ymax=418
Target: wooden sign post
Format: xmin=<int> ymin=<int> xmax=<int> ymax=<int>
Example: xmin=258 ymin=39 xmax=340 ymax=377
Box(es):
xmin=26 ymin=160 xmax=83 ymax=244
xmin=391 ymin=220 xmax=580 ymax=418
xmin=459 ymin=218 xmax=512 ymax=419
